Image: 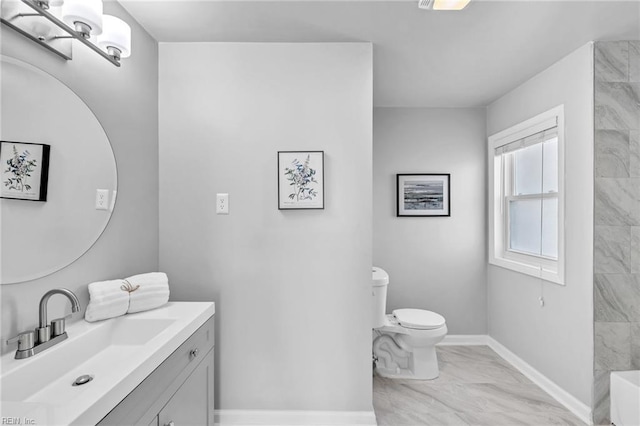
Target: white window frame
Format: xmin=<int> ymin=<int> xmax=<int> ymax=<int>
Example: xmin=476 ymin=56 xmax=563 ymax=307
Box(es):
xmin=488 ymin=105 xmax=565 ymax=285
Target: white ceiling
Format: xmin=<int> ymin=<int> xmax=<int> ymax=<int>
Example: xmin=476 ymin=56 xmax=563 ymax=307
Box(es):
xmin=119 ymin=0 xmax=640 ymax=107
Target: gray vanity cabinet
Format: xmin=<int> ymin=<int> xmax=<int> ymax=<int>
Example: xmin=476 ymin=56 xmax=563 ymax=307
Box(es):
xmin=157 ymin=352 xmax=214 ymax=426
xmin=98 ymin=316 xmax=215 ymax=426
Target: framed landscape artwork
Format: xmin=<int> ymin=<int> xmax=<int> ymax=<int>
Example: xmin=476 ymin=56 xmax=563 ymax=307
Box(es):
xmin=278 ymin=151 xmax=324 ymax=210
xmin=397 ymin=173 xmax=450 ymax=217
xmin=0 ymin=141 xmax=50 ymax=202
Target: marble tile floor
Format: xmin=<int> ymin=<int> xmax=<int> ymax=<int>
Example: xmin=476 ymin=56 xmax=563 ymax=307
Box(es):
xmin=373 ymin=346 xmax=585 ymax=426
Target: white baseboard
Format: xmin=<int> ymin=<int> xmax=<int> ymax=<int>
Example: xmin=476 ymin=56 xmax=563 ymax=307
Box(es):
xmin=486 ymin=336 xmax=592 ymax=425
xmin=214 ymin=336 xmax=591 ymax=426
xmin=438 ymin=334 xmax=489 ymax=346
xmin=214 ymin=409 xmax=377 ymax=426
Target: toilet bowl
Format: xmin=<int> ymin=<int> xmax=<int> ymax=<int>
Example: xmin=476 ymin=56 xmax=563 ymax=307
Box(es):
xmin=371 ymin=268 xmax=447 ymax=380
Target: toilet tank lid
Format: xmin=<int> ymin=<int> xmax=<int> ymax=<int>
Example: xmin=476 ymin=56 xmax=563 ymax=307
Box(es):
xmin=372 ymin=267 xmax=389 ymax=287
xmin=393 ymin=308 xmax=446 ymax=330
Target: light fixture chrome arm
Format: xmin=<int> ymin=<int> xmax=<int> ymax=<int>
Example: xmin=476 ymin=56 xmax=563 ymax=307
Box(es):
xmin=0 ymin=0 xmax=121 ymax=66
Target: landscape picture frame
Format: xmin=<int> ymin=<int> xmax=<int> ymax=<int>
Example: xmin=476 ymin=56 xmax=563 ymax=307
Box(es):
xmin=397 ymin=173 xmax=450 ymax=217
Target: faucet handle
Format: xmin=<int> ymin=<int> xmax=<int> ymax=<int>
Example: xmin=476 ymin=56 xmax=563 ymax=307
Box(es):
xmin=6 ymin=331 xmax=35 ymax=351
xmin=51 ymin=314 xmax=72 ymax=337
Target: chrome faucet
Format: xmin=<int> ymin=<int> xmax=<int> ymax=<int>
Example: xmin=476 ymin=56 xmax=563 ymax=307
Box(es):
xmin=6 ymin=288 xmax=81 ymax=359
xmin=37 ymin=288 xmax=81 ymax=343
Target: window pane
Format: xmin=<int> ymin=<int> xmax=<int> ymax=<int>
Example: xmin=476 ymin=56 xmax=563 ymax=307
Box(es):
xmin=509 ymin=199 xmax=541 ymax=255
xmin=513 ymin=143 xmax=542 ymax=196
xmin=543 ymin=137 xmax=558 ymax=193
xmin=542 ymin=197 xmax=558 ymax=259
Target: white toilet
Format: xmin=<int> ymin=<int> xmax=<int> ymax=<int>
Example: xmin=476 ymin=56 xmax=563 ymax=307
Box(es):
xmin=372 ymin=267 xmax=447 ymax=380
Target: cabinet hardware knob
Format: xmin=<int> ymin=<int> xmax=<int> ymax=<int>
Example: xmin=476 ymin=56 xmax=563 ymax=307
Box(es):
xmin=190 ymin=348 xmax=199 ymax=358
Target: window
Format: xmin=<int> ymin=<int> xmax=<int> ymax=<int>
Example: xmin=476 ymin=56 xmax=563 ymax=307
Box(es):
xmin=488 ymin=106 xmax=565 ymax=285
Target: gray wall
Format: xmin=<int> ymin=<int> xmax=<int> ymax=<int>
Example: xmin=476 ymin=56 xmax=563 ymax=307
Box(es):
xmin=373 ymin=107 xmax=487 ymax=334
xmin=486 ymin=43 xmax=595 ymax=406
xmin=0 ymin=2 xmax=159 ymax=354
xmin=593 ymin=40 xmax=640 ymax=425
xmin=158 ymin=43 xmax=373 ymax=411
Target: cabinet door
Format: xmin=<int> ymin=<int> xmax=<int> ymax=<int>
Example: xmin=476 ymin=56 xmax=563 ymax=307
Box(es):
xmin=158 ymin=349 xmax=214 ymax=426
xmin=98 ymin=317 xmax=215 ymax=426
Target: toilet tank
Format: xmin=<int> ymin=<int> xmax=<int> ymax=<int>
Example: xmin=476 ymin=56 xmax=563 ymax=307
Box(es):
xmin=372 ymin=267 xmax=389 ymax=328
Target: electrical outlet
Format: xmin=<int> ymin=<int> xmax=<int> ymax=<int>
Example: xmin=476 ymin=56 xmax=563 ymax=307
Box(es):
xmin=216 ymin=193 xmax=229 ymax=214
xmin=95 ymin=189 xmax=109 ymax=210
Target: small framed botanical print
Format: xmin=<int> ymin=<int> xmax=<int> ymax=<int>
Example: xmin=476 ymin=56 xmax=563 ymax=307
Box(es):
xmin=1 ymin=141 xmax=50 ymax=202
xmin=397 ymin=173 xmax=450 ymax=217
xmin=278 ymin=151 xmax=324 ymax=210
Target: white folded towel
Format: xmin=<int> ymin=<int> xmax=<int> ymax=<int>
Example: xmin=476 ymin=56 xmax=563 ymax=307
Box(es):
xmin=84 ymin=279 xmax=130 ymax=322
xmin=124 ymin=272 xmax=170 ymax=314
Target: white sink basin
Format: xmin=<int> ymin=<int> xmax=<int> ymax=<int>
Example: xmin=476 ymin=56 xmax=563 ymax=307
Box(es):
xmin=0 ymin=301 xmax=215 ymax=425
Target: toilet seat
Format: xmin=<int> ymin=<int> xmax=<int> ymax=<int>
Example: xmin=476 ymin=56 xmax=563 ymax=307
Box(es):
xmin=393 ymin=308 xmax=446 ymax=330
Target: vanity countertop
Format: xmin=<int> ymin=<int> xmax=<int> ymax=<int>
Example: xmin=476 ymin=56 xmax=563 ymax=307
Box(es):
xmin=0 ymin=301 xmax=215 ymax=425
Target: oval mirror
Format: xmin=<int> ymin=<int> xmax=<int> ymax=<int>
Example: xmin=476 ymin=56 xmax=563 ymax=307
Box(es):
xmin=0 ymin=56 xmax=117 ymax=284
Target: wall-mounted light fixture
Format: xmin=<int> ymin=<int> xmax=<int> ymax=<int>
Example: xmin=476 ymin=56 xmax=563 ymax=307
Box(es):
xmin=0 ymin=0 xmax=132 ymax=67
xmin=418 ymin=0 xmax=471 ymax=10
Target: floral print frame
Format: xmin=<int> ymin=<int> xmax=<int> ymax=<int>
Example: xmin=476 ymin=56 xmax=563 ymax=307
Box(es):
xmin=278 ymin=151 xmax=324 ymax=210
xmin=1 ymin=141 xmax=50 ymax=202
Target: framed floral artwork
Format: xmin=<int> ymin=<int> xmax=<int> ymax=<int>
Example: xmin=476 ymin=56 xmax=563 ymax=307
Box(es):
xmin=397 ymin=173 xmax=450 ymax=217
xmin=278 ymin=151 xmax=324 ymax=210
xmin=1 ymin=141 xmax=50 ymax=201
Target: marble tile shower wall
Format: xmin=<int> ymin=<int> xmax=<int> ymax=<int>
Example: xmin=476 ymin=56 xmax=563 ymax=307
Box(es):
xmin=593 ymin=40 xmax=640 ymax=425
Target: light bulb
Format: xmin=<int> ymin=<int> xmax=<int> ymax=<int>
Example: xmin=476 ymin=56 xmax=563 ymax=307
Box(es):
xmin=61 ymin=0 xmax=103 ymax=37
xmin=31 ymin=20 xmax=54 ymax=41
xmin=432 ymin=0 xmax=471 ymax=10
xmin=97 ymin=15 xmax=131 ymax=60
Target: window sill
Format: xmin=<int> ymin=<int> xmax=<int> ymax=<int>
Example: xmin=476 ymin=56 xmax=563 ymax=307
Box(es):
xmin=489 ymin=256 xmax=565 ymax=286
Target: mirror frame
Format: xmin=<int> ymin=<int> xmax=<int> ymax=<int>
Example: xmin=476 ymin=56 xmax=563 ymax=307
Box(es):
xmin=0 ymin=55 xmax=118 ymax=284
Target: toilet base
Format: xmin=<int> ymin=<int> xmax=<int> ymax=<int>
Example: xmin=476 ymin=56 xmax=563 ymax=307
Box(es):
xmin=373 ymin=322 xmax=446 ymax=381
xmin=375 ymin=346 xmax=440 ymax=380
